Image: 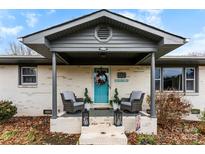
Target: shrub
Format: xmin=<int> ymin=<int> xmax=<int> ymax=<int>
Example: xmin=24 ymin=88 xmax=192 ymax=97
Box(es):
xmin=0 ymin=100 xmax=17 ymax=122
xmin=84 ymin=88 xmax=92 ymax=104
xmin=26 ymin=128 xmax=37 ymax=143
xmin=127 ymin=132 xmax=156 ymax=145
xmin=192 ymin=141 xmax=200 ymax=145
xmin=137 ymin=134 xmax=156 ymax=145
xmin=0 ymin=130 xmax=17 ymax=141
xmin=113 ymin=88 xmax=120 ymax=104
xmin=156 ymin=92 xmax=191 ymax=129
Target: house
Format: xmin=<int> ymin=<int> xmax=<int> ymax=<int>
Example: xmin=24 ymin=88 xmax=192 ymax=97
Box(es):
xmin=0 ymin=9 xmax=205 ymax=144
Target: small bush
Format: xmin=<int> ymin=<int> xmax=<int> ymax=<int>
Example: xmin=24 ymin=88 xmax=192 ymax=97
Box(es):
xmin=26 ymin=129 xmax=37 ymax=143
xmin=0 ymin=100 xmax=17 ymax=122
xmin=192 ymin=141 xmax=200 ymax=145
xmin=113 ymin=88 xmax=120 ymax=104
xmin=137 ymin=134 xmax=156 ymax=145
xmin=0 ymin=130 xmax=17 ymax=141
xmin=192 ymin=127 xmax=200 ymax=134
xmin=127 ymin=132 xmax=156 ymax=145
xmin=156 ymin=92 xmax=191 ymax=129
xmin=84 ymin=88 xmax=92 ymax=104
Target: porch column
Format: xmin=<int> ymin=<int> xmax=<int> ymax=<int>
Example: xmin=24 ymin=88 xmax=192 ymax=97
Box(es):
xmin=150 ymin=52 xmax=156 ymax=118
xmin=52 ymin=51 xmax=57 ymax=119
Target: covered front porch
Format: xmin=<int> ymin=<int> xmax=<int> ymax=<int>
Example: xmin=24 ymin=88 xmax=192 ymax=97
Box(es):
xmin=20 ymin=10 xmax=186 ymax=144
xmin=50 ymin=108 xmax=157 ymax=144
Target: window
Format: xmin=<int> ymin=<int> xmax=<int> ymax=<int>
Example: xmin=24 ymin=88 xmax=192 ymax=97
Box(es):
xmin=163 ymin=68 xmax=183 ymax=91
xmin=155 ymin=68 xmax=161 ymax=91
xmin=155 ymin=67 xmax=197 ymax=92
xmin=20 ymin=67 xmax=37 ymax=85
xmin=185 ymin=68 xmax=195 ymax=92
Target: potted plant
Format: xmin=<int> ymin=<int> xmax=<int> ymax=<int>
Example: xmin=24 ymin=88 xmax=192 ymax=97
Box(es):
xmin=112 ymin=88 xmax=120 ymax=110
xmin=84 ymin=88 xmax=93 ymax=110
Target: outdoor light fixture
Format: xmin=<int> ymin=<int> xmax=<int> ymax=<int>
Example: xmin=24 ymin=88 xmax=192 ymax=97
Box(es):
xmin=99 ymin=52 xmax=108 ymax=58
xmin=114 ymin=109 xmax=123 ymax=127
xmin=99 ymin=47 xmax=108 ymax=51
xmin=98 ymin=47 xmax=108 ymax=58
xmin=82 ymin=109 xmax=89 ymax=126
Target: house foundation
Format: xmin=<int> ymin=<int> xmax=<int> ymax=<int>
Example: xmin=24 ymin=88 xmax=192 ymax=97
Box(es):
xmin=50 ymin=112 xmax=157 ymax=135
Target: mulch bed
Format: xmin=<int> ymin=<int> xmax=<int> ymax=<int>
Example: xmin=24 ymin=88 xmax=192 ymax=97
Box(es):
xmin=127 ymin=121 xmax=205 ymax=145
xmin=157 ymin=121 xmax=205 ymax=145
xmin=1 ymin=117 xmax=205 ymax=145
xmin=0 ymin=117 xmax=80 ymax=145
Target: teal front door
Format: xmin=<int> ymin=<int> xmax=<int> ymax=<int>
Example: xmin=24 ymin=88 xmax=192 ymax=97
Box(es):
xmin=94 ymin=68 xmax=109 ymax=103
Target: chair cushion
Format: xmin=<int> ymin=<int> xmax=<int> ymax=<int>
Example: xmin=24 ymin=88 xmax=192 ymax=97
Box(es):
xmin=130 ymin=91 xmax=142 ymax=102
xmin=121 ymin=101 xmax=131 ymax=106
xmin=73 ymin=102 xmax=84 ymax=106
xmin=62 ymin=91 xmax=76 ymax=102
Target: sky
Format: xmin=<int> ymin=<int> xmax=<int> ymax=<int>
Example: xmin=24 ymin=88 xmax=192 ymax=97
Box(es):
xmin=0 ymin=9 xmax=205 ymax=55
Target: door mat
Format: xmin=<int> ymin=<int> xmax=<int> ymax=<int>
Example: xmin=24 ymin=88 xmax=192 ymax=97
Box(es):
xmin=93 ymin=107 xmax=111 ymax=110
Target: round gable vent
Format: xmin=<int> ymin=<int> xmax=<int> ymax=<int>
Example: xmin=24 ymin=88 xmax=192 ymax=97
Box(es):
xmin=95 ymin=26 xmax=112 ymax=42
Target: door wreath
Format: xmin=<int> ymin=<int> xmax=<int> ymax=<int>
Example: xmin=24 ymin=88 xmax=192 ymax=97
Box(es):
xmin=95 ymin=70 xmax=108 ymax=85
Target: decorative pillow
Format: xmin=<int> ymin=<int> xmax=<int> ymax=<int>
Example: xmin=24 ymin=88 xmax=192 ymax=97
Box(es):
xmin=130 ymin=91 xmax=142 ymax=102
xmin=62 ymin=91 xmax=76 ymax=102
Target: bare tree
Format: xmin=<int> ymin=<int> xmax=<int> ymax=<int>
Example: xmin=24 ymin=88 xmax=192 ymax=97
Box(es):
xmin=7 ymin=42 xmax=38 ymax=56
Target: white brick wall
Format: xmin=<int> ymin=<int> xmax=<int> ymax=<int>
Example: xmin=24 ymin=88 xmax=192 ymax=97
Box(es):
xmin=184 ymin=66 xmax=205 ymax=111
xmin=0 ymin=65 xmax=205 ymax=116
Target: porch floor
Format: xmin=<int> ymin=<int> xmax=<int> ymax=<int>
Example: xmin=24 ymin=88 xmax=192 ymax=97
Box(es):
xmin=61 ymin=108 xmax=139 ymax=117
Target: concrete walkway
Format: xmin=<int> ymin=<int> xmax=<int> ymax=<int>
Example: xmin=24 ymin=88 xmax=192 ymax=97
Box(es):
xmin=79 ymin=123 xmax=128 ymax=145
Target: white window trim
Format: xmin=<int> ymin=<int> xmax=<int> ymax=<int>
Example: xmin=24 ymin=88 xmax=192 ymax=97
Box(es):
xmin=162 ymin=67 xmax=184 ymax=92
xmin=185 ymin=67 xmax=195 ymax=92
xmin=21 ymin=67 xmax=37 ymax=85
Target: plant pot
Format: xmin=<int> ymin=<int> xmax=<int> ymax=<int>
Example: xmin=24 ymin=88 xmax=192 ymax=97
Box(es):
xmin=113 ymin=103 xmax=119 ymax=111
xmin=85 ymin=103 xmax=91 ymax=111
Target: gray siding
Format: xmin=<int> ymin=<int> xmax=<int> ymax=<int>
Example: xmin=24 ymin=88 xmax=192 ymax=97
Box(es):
xmin=50 ymin=26 xmax=158 ymax=52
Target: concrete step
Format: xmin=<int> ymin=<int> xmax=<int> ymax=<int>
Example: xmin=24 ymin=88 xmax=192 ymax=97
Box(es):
xmin=90 ymin=117 xmax=113 ymax=125
xmin=79 ymin=124 xmax=127 ymax=145
xmin=82 ymin=124 xmax=125 ymax=134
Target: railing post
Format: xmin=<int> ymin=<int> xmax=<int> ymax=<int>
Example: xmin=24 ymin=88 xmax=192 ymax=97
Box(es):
xmin=52 ymin=51 xmax=57 ymax=119
xmin=150 ymin=52 xmax=156 ymax=118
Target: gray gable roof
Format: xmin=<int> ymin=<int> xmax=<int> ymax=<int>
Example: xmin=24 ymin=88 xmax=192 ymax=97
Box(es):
xmin=20 ymin=9 xmax=186 ymax=40
xmin=19 ymin=9 xmax=188 ymax=62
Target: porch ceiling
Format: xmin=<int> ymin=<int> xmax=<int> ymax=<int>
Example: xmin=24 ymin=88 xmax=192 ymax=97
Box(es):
xmin=57 ymin=52 xmax=148 ymax=65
